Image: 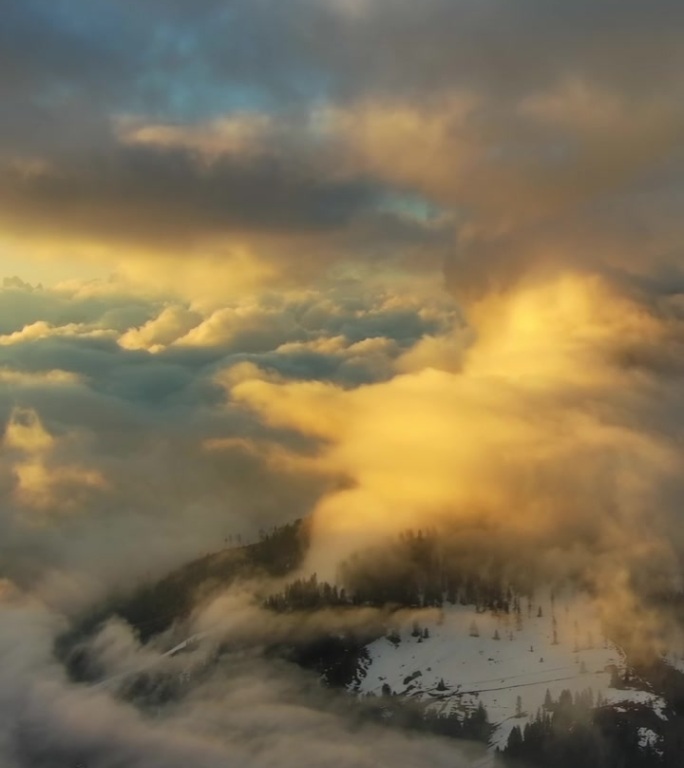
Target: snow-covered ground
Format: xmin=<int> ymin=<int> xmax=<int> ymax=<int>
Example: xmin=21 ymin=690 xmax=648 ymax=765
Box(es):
xmin=638 ymin=727 xmax=663 ymax=755
xmin=662 ymin=650 xmax=684 ymax=675
xmin=349 ymin=595 xmax=667 ymax=750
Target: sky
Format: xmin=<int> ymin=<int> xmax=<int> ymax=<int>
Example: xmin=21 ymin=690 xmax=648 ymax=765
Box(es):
xmin=1 ymin=1 xmax=684 ymax=765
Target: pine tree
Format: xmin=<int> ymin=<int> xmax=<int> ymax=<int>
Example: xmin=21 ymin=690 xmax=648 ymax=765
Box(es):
xmin=470 ymin=701 xmax=490 ymax=741
xmin=558 ymin=689 xmax=572 ymax=711
xmin=506 ymin=725 xmax=523 ymax=756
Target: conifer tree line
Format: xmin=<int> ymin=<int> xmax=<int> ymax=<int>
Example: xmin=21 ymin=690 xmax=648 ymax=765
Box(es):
xmin=501 ymin=687 xmax=683 ymax=768
xmin=265 ymin=527 xmax=548 ymax=614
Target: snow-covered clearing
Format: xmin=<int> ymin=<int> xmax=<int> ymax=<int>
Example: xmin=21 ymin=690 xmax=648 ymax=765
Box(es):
xmin=349 ymin=596 xmax=666 ymax=750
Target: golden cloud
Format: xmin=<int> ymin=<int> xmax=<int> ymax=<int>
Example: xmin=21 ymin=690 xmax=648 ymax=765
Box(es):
xmin=3 ymin=408 xmax=107 ymax=517
xmin=227 ymin=273 xmax=681 ymax=601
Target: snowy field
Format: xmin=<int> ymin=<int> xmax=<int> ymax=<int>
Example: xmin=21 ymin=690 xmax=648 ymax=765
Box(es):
xmin=349 ymin=595 xmax=667 ymax=750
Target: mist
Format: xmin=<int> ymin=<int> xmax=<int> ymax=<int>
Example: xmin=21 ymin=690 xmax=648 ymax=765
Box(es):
xmin=0 ymin=583 xmax=488 ymax=768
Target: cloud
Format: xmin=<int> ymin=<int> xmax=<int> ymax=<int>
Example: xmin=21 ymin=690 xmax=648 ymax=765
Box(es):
xmin=2 ymin=267 xmax=681 ymax=647
xmin=2 ymin=0 xmax=682 ymax=305
xmin=0 ymin=277 xmax=454 ymax=604
xmin=229 ymin=272 xmax=684 ymax=650
xmin=0 ymin=585 xmax=485 ymax=768
xmin=117 ymin=113 xmax=277 ymax=161
xmin=0 ymin=321 xmax=114 ymax=346
xmin=0 ymin=368 xmax=83 ymax=387
xmin=2 ymin=407 xmax=107 ymax=516
xmin=119 ymin=306 xmax=203 ymax=352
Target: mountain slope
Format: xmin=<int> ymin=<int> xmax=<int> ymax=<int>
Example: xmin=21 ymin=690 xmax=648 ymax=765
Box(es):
xmin=349 ymin=597 xmax=668 ymax=753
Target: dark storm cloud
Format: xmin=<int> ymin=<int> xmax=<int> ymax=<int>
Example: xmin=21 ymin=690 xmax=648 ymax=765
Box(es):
xmin=308 ymin=0 xmax=684 ymax=100
xmin=4 ymin=0 xmax=684 ymax=149
xmin=0 ymin=142 xmax=385 ymax=244
xmin=2 ymin=0 xmax=679 ymax=276
xmin=0 ymin=0 xmax=142 ymax=156
xmin=6 ymin=0 xmax=682 ymax=113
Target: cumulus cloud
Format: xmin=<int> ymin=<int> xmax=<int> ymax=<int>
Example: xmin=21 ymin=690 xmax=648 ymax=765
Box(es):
xmin=118 ymin=306 xmax=203 ymax=352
